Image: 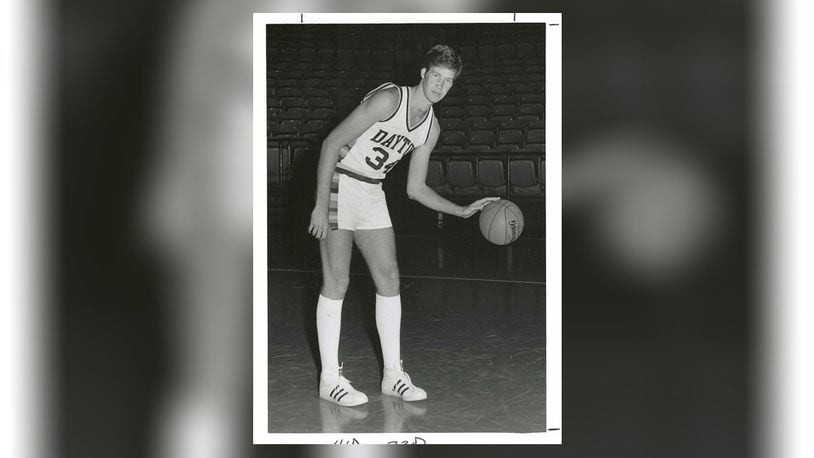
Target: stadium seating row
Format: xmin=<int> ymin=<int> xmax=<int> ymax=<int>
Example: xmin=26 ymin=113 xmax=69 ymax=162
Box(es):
xmin=425 ymin=155 xmax=544 ymax=199
xmin=268 ymin=121 xmax=544 ymax=152
xmin=268 ymin=142 xmax=544 ymax=202
xmin=268 ymin=42 xmax=545 ymax=63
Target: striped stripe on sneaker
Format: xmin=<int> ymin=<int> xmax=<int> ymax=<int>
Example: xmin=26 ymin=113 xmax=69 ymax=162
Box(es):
xmin=381 ymin=362 xmax=427 ymax=402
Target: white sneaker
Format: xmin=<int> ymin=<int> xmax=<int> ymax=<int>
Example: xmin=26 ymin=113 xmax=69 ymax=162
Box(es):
xmin=319 ymin=364 xmax=368 ymax=407
xmin=381 ymin=362 xmax=427 ymax=401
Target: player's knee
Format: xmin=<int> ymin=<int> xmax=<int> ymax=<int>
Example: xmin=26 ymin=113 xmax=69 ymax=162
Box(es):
xmin=322 ymin=274 xmax=350 ymax=299
xmin=377 ymin=265 xmax=400 ymax=295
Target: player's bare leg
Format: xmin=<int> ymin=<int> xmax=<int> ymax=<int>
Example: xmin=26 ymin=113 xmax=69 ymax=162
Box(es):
xmin=355 ymin=228 xmax=427 ymax=401
xmin=316 ymin=228 xmax=367 ymax=406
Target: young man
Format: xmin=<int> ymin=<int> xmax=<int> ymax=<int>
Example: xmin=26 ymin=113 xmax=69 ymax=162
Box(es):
xmin=308 ymin=45 xmax=498 ymax=406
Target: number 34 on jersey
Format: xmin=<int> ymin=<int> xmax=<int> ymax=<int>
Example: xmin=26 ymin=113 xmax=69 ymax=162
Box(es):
xmin=363 ymin=128 xmax=416 ymax=174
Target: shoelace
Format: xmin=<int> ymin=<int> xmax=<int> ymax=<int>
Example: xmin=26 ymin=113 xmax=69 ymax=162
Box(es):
xmin=337 ymin=363 xmax=355 ymax=386
xmin=395 ymin=360 xmax=412 ymax=384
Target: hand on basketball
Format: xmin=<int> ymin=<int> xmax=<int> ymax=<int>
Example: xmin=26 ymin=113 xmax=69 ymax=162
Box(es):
xmin=459 ymin=197 xmax=501 ymax=219
xmin=308 ymin=207 xmax=330 ymax=240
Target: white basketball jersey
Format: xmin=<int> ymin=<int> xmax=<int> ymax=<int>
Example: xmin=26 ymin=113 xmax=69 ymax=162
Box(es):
xmin=337 ymin=83 xmax=434 ymax=180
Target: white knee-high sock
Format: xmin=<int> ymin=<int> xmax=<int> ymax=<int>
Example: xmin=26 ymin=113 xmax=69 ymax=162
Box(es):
xmin=376 ymin=293 xmax=402 ymax=370
xmin=316 ymin=294 xmax=343 ymax=378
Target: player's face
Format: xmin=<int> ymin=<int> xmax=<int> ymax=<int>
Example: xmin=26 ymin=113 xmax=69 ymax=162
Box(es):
xmin=421 ymin=66 xmax=457 ymax=104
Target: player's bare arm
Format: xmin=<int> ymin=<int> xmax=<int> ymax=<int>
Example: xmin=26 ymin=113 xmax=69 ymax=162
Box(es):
xmin=406 ymin=115 xmax=499 ymax=218
xmin=308 ymin=88 xmax=400 ymax=239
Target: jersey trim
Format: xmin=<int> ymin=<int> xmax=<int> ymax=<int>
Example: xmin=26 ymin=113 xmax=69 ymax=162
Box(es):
xmin=405 ymin=87 xmax=432 ymax=132
xmin=423 ymin=114 xmax=434 ymax=144
xmin=362 ymin=82 xmax=401 ymax=123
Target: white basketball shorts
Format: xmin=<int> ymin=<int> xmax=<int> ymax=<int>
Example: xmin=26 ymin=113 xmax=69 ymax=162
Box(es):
xmin=328 ymin=170 xmax=392 ymax=231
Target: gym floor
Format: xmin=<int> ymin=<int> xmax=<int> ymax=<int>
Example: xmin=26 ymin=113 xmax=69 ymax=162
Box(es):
xmin=267 ymin=231 xmax=546 ymax=434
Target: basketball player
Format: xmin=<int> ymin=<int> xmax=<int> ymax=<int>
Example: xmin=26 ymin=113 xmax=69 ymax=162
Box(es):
xmin=308 ymin=45 xmax=499 ymax=406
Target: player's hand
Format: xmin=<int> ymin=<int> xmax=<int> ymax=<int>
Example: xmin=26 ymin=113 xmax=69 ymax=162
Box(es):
xmin=308 ymin=206 xmax=330 ymax=240
xmin=459 ymin=197 xmax=501 ymax=219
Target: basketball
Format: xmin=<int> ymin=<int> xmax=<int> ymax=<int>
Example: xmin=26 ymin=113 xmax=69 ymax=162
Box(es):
xmin=479 ymin=200 xmax=524 ymax=245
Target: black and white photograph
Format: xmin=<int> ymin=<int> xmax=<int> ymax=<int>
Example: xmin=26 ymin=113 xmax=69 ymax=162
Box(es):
xmin=253 ymin=13 xmax=561 ymax=445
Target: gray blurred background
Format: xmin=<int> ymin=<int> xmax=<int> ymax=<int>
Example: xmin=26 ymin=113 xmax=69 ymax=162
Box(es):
xmin=36 ymin=0 xmax=757 ymax=457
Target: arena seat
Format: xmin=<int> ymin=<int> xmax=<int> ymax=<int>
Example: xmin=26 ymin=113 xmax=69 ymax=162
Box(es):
xmin=442 ymin=95 xmax=466 ymax=107
xmin=513 ymin=84 xmax=535 ymax=94
xmin=463 ymin=85 xmax=488 ymax=96
xmin=276 ymin=87 xmax=301 ymax=98
xmin=302 ymin=88 xmax=329 ymax=98
xmin=441 ymin=106 xmax=465 ymax=119
xmin=484 ymin=75 xmax=503 ymax=85
xmin=526 ymin=129 xmax=545 ymax=146
xmin=426 ymin=159 xmax=452 ymax=195
xmin=478 ymin=158 xmax=507 ymax=196
xmin=493 ymin=104 xmax=518 ymax=118
xmin=267 ymin=147 xmax=284 ymax=182
xmin=447 ymin=158 xmax=482 ymax=196
xmin=281 ymin=97 xmax=308 ymax=109
xmin=308 ymin=98 xmax=333 ymax=109
xmin=504 ymin=65 xmax=524 ymax=76
xmin=495 ymin=144 xmax=520 ymax=152
xmin=493 ymin=94 xmax=519 ymax=106
xmin=322 ymin=78 xmax=342 ymax=89
xmin=469 ymin=119 xmax=500 ymax=131
xmin=528 ymin=119 xmax=545 ymax=130
xmin=498 ymin=119 xmax=525 ymax=131
xmin=519 ymin=93 xmax=545 ymax=104
xmin=469 ymin=129 xmax=496 ymax=149
xmin=282 ymin=107 xmax=308 ymax=117
xmin=466 ymin=95 xmax=492 ymax=107
xmin=303 ymin=108 xmax=333 ymax=122
xmin=334 ymin=97 xmax=358 ymax=112
xmin=498 ymin=130 xmax=524 ymax=150
xmin=509 ymin=158 xmax=544 ymax=197
xmin=277 ymin=78 xmax=299 ymax=88
xmin=441 ymin=130 xmax=467 ymax=150
xmin=441 ymin=117 xmax=467 ymax=131
xmin=527 ymin=72 xmax=544 ymax=83
xmin=276 ymin=111 xmax=302 ymax=123
xmin=466 ymin=105 xmax=491 ymax=119
xmin=299 ymin=123 xmax=326 ymax=140
xmin=466 ymin=116 xmax=488 ymax=127
xmin=518 ymin=103 xmax=544 ymax=120
xmin=488 ymin=85 xmax=513 ymax=96
xmin=270 ymin=123 xmax=299 ymax=136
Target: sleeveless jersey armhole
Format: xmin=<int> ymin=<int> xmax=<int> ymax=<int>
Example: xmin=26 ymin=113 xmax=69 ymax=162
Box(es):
xmin=361 ymin=83 xmax=401 ymax=123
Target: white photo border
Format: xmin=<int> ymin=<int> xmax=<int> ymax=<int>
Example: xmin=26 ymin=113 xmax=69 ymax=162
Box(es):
xmin=253 ymin=12 xmax=562 ymax=445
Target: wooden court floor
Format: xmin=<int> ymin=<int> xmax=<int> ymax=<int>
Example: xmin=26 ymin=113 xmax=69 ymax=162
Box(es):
xmin=267 ymin=234 xmax=546 ymax=434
